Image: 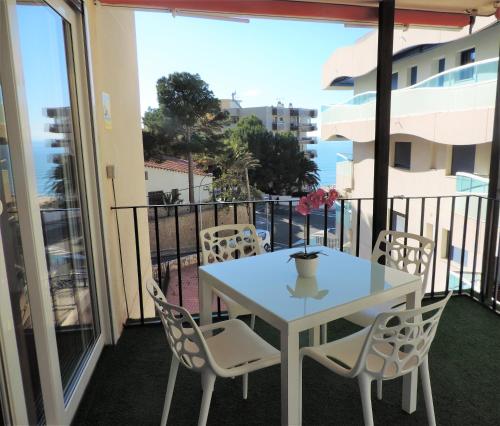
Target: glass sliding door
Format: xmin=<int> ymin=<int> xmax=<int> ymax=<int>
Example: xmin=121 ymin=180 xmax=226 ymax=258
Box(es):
xmin=16 ymin=0 xmax=100 ymax=398
xmin=0 ymin=74 xmax=44 ymax=423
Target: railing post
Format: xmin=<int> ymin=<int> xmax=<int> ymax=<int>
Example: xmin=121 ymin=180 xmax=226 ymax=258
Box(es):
xmin=471 ymin=197 xmax=482 ymax=298
xmin=445 ymin=197 xmax=456 ymax=293
xmin=340 ymin=199 xmax=345 ymax=252
xmin=270 ymin=201 xmax=275 ymax=251
xmin=154 ymin=206 xmax=161 ymax=291
xmin=132 ymin=207 xmax=144 ymax=325
xmin=323 ymin=204 xmax=328 ymax=247
xmin=355 ymin=199 xmax=361 ymax=257
xmin=195 ymin=205 xmax=201 ymax=267
xmin=482 ymin=48 xmax=500 ymax=305
xmin=431 ymin=197 xmax=441 ymax=298
xmin=174 ymin=205 xmax=183 ymax=307
xmin=458 ymin=196 xmax=470 ymax=295
xmin=372 ymin=0 xmax=395 ymax=248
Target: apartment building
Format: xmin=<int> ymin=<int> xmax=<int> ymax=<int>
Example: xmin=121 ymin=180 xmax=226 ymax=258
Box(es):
xmin=220 ymin=97 xmax=318 ymax=158
xmin=322 ymin=17 xmax=499 ymax=294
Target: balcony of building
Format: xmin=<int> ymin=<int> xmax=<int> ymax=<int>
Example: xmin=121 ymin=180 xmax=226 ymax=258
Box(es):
xmin=335 ymin=153 xmax=353 ymax=194
xmin=299 ymin=136 xmax=318 ymax=145
xmin=67 ymin=193 xmax=500 ymax=425
xmin=3 ymin=1 xmax=500 ymax=425
xmin=72 ymin=294 xmax=500 ymax=426
xmin=300 ymin=122 xmax=317 ymax=132
xmin=456 ymin=172 xmax=489 ymax=194
xmin=321 ymin=58 xmax=498 ymax=144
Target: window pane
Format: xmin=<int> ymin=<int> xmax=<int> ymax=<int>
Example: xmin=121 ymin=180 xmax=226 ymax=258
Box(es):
xmin=391 ymin=72 xmax=398 ymax=89
xmin=17 ymin=1 xmax=99 ymax=397
xmin=451 ymin=145 xmax=476 ymax=175
xmin=459 ymin=48 xmax=475 ymax=80
xmin=410 ymin=66 xmax=417 ymax=85
xmin=394 ymin=142 xmax=411 ymax=170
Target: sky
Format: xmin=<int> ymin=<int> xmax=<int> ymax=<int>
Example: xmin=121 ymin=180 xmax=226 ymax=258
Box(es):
xmin=18 ymin=4 xmax=71 ymax=141
xmin=135 ymin=12 xmax=370 ymax=118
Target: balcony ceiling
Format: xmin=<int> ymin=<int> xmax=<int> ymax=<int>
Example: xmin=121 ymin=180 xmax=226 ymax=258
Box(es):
xmin=101 ymin=0 xmax=500 ymax=27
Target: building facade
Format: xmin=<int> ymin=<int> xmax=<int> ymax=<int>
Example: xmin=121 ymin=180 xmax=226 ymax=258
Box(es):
xmin=322 ymin=17 xmax=499 ymax=295
xmin=220 ymin=97 xmax=318 ymax=158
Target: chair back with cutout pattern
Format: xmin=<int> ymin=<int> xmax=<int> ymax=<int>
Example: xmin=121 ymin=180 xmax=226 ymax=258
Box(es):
xmin=146 ymin=279 xmax=212 ymax=372
xmin=352 ymin=292 xmax=452 ymax=380
xmin=371 ymin=230 xmax=435 ymax=296
xmin=200 ymin=224 xmax=261 ymax=265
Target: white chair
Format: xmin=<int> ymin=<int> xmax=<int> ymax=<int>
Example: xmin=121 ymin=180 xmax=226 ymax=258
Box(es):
xmin=346 ymin=230 xmax=435 ymax=327
xmin=146 ymin=278 xmax=280 ymax=426
xmin=200 ymin=224 xmax=261 ymax=329
xmin=300 ymin=292 xmax=452 ymax=426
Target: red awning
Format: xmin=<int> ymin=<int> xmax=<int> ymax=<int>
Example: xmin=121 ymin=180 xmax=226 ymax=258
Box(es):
xmin=100 ymin=0 xmax=472 ymax=28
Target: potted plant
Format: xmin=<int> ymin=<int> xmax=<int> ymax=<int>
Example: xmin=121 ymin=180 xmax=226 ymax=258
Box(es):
xmin=290 ymin=188 xmax=339 ymax=277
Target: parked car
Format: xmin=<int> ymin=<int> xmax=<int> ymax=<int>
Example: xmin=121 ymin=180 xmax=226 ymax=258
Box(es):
xmin=256 ymin=229 xmax=271 ymax=252
xmin=242 ymin=228 xmax=271 ymax=253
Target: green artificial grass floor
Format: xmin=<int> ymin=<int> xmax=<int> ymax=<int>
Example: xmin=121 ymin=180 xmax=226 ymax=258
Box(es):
xmin=73 ymin=296 xmax=500 ymax=425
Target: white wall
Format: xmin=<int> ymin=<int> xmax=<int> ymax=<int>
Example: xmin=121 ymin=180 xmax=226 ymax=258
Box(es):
xmin=86 ymin=3 xmax=152 ymax=338
xmin=145 ymin=167 xmax=213 ymax=203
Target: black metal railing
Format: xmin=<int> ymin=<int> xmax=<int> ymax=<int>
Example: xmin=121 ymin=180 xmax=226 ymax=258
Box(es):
xmin=111 ymin=194 xmax=500 ymax=325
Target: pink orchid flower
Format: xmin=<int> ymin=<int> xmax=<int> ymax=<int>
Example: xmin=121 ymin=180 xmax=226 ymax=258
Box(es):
xmin=325 ymin=188 xmax=339 ymax=208
xmin=296 ymin=188 xmax=340 ymax=216
xmin=296 ymin=196 xmax=311 ymax=216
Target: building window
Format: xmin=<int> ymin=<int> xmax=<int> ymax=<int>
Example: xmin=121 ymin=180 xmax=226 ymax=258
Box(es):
xmin=450 ymin=245 xmax=468 ymax=264
xmin=451 ymin=145 xmax=476 ymax=175
xmin=394 ymin=142 xmax=411 ymax=170
xmin=410 ymin=66 xmax=418 ymax=85
xmin=437 ymin=58 xmax=446 ymax=86
xmin=391 ymin=72 xmax=398 ymax=90
xmin=459 ymin=48 xmax=475 ymax=80
xmin=391 ymin=212 xmax=406 ymax=233
xmin=438 ymin=58 xmax=446 ymax=73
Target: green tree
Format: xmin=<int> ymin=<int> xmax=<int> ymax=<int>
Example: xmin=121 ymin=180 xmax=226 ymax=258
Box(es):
xmin=143 ymin=73 xmax=228 ymax=203
xmin=228 ymin=116 xmax=319 ymax=195
xmin=198 ymin=136 xmax=260 ymax=202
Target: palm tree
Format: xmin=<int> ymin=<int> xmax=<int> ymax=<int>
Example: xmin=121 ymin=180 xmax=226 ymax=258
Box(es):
xmin=227 ymin=140 xmax=260 ymax=202
xmin=197 ymin=139 xmax=260 ymax=205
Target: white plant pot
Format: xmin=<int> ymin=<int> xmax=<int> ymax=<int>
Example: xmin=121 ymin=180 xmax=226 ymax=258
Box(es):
xmin=294 ymin=256 xmax=319 ymax=278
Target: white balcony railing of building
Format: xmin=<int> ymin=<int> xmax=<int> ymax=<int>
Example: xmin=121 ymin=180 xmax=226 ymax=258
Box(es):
xmin=322 ymin=58 xmax=498 ymax=138
xmin=335 ymin=152 xmax=353 ymax=193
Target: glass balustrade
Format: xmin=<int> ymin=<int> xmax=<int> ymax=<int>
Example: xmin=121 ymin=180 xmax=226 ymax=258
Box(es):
xmin=322 ymin=58 xmax=498 ymax=116
xmin=414 ymin=58 xmax=498 ymax=89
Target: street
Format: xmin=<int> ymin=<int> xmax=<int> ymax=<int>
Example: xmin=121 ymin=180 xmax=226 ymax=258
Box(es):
xmin=254 ymin=204 xmax=337 ymax=250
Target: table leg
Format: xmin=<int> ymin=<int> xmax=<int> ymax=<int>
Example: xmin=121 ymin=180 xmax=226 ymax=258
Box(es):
xmin=402 ymin=286 xmax=422 ymax=413
xmin=281 ymin=328 xmax=300 ymax=426
xmin=199 ymin=275 xmax=212 ymax=326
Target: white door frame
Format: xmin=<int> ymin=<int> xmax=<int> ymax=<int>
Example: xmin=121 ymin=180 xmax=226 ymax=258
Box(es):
xmin=0 ymin=202 xmax=29 ymax=426
xmin=0 ymin=0 xmax=112 ymax=423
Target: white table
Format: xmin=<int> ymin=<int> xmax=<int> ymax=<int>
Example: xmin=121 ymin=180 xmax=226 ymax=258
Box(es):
xmin=199 ymin=247 xmax=422 ymax=426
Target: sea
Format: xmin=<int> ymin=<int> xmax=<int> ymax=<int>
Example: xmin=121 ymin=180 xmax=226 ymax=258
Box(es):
xmin=25 ymin=139 xmax=352 ymax=196
xmin=307 ymin=139 xmax=353 ymax=187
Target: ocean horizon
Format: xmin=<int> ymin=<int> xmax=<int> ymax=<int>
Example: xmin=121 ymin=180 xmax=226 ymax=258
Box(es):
xmin=31 ymin=138 xmax=352 ymax=196
xmin=307 ymin=139 xmax=353 ymax=187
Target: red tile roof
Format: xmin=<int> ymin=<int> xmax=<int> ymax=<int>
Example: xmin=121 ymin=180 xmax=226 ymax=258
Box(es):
xmin=145 ymin=158 xmax=209 ymax=176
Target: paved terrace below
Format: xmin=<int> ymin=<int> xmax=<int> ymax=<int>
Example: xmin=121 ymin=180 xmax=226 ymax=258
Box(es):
xmin=73 ymin=296 xmax=500 ymax=425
